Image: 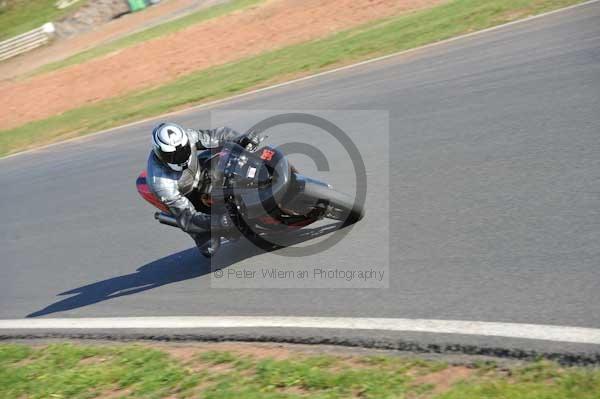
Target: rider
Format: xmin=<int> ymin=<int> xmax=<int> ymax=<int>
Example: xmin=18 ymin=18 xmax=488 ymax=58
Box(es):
xmin=147 ymin=122 xmax=261 ymax=257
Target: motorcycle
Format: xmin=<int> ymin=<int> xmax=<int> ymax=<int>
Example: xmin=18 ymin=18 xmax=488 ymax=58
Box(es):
xmin=136 ymin=141 xmax=364 ymax=255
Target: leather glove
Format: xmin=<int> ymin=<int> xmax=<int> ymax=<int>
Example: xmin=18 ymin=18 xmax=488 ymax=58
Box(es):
xmin=237 ymin=129 xmax=265 ymax=152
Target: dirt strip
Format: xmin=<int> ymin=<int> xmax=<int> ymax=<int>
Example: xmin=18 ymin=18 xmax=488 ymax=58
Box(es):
xmin=0 ymin=0 xmax=228 ymax=81
xmin=0 ymin=0 xmax=441 ymax=130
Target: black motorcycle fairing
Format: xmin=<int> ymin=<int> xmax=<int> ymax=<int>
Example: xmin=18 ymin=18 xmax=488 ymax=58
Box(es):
xmin=206 ymin=142 xmax=292 ymax=220
xmin=155 ymin=142 xmax=342 ymax=235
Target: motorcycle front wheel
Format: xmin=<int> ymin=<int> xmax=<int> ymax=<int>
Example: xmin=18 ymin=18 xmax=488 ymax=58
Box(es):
xmin=298 ymin=177 xmax=364 ymax=226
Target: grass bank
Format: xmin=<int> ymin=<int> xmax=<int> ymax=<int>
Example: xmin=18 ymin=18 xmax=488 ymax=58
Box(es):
xmin=1 ymin=342 xmax=599 ymax=398
xmin=0 ymin=0 xmax=586 ymax=157
xmin=0 ymin=0 xmax=87 ymax=40
xmin=31 ymin=0 xmax=264 ymax=77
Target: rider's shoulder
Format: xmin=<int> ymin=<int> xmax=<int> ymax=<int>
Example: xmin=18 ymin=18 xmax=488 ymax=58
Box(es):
xmin=185 ymin=128 xmax=201 ymax=145
xmin=146 ymin=152 xmax=179 ymax=180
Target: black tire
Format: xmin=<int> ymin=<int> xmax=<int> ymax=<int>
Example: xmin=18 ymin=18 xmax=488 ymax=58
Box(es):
xmin=301 ymin=180 xmax=364 ymax=226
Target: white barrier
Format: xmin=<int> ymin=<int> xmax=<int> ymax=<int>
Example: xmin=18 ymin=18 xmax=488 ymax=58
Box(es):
xmin=56 ymin=0 xmax=83 ymax=10
xmin=0 ymin=23 xmax=55 ymax=62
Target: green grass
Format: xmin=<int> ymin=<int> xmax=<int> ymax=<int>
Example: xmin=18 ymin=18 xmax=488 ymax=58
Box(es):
xmin=0 ymin=0 xmax=87 ymax=41
xmin=1 ymin=343 xmax=600 ymax=398
xmin=0 ymin=343 xmax=199 ymax=399
xmin=0 ymin=0 xmax=587 ymax=157
xmin=31 ymin=0 xmax=264 ymax=76
xmin=440 ymin=361 xmax=600 ymax=399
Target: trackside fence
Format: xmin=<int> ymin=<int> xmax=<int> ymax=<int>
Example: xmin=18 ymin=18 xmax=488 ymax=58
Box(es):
xmin=0 ymin=23 xmax=55 ymax=62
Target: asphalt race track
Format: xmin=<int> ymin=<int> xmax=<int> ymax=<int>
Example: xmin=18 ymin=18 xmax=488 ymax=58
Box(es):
xmin=1 ymin=2 xmax=599 ymax=358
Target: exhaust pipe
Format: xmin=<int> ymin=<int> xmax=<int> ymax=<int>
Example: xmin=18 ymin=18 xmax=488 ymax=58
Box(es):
xmin=154 ymin=212 xmax=178 ymax=227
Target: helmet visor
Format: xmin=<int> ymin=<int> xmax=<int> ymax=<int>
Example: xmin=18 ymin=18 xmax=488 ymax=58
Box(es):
xmin=161 ymin=143 xmax=192 ymax=166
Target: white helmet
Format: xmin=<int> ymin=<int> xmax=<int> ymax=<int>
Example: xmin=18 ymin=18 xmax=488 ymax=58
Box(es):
xmin=152 ymin=123 xmax=192 ymax=171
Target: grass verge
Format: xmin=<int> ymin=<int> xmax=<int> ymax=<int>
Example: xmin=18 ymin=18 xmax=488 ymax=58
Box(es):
xmin=0 ymin=0 xmax=587 ymax=157
xmin=30 ymin=0 xmax=264 ymax=77
xmin=0 ymin=0 xmax=87 ymax=41
xmin=1 ymin=342 xmax=599 ymax=398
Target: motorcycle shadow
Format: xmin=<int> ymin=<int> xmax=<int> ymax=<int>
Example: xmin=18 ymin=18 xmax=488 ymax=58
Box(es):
xmin=26 ymin=221 xmax=345 ymax=318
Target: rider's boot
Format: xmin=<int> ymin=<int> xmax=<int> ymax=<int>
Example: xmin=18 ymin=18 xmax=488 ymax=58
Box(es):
xmin=190 ymin=212 xmax=232 ymax=232
xmin=191 ymin=213 xmax=233 ymax=257
xmin=198 ymin=236 xmax=221 ymax=258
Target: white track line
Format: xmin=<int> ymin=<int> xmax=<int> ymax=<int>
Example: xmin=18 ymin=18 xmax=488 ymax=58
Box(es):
xmin=2 ymin=317 xmax=600 ymax=344
xmin=2 ymin=0 xmax=598 ymax=160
